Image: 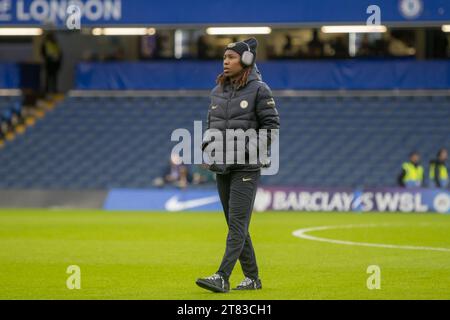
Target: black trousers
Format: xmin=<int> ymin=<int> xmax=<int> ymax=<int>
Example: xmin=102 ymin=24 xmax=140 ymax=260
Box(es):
xmin=216 ymin=170 xmax=260 ymax=281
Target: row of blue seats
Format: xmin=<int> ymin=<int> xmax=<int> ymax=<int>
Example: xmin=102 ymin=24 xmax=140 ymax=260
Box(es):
xmin=0 ymin=94 xmax=449 ymax=189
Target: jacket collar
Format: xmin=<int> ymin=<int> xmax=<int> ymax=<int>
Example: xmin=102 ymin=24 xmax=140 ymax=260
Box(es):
xmin=247 ymin=64 xmax=262 ymax=83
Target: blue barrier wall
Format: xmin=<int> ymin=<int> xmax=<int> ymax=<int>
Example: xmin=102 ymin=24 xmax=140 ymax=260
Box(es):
xmin=103 ymin=187 xmax=450 ymax=213
xmin=0 ymin=64 xmax=20 ymax=89
xmin=0 ymin=63 xmax=41 ymax=89
xmin=76 ymin=60 xmax=450 ymax=90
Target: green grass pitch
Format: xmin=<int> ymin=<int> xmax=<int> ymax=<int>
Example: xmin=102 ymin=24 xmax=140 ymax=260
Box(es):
xmin=0 ymin=209 xmax=449 ymax=299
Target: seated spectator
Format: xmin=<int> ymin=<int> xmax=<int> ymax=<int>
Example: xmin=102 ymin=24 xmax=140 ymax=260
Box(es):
xmin=153 ymin=154 xmax=192 ymax=188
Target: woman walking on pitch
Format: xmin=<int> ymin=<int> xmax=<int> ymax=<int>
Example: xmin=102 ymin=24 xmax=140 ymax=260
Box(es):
xmin=196 ymin=37 xmax=280 ymax=293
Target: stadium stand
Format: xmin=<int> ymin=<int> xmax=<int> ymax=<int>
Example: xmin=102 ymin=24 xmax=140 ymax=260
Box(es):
xmin=0 ymin=92 xmax=449 ymax=189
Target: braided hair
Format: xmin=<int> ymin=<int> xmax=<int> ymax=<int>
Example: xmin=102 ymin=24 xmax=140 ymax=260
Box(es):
xmin=216 ymin=66 xmax=252 ymax=90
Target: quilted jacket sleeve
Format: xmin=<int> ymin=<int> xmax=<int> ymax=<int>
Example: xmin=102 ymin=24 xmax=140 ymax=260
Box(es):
xmin=255 ymin=83 xmax=280 ymax=148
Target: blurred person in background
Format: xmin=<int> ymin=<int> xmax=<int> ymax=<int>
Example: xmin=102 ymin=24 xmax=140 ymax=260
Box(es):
xmin=307 ymin=30 xmax=324 ymax=58
xmin=331 ymin=36 xmax=349 ymax=59
xmin=176 ymin=166 xmax=190 ymax=188
xmin=12 ymin=104 xmax=25 ymax=125
xmin=152 ymin=154 xmax=191 ymax=188
xmin=282 ymin=34 xmax=297 ymax=58
xmin=429 ymin=148 xmax=449 ymax=189
xmin=41 ymin=32 xmax=63 ymax=96
xmin=398 ymin=151 xmax=424 ymax=188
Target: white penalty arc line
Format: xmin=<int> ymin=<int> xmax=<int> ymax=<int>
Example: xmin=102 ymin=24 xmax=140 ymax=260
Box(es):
xmin=292 ymin=224 xmax=450 ymax=253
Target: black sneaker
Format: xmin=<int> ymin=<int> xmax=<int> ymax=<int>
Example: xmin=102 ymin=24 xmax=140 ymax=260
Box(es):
xmin=196 ymin=273 xmax=230 ymax=293
xmin=232 ymin=277 xmax=262 ymax=290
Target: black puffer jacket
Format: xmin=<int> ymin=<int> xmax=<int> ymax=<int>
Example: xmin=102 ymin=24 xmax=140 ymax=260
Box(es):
xmin=202 ymin=64 xmax=280 ymax=174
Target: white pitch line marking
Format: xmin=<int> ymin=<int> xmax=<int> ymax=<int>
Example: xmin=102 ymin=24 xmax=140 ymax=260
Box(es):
xmin=292 ymin=224 xmax=450 ymax=252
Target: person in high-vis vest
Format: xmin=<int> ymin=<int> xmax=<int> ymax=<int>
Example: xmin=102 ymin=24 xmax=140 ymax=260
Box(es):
xmin=429 ymin=148 xmax=448 ymax=189
xmin=41 ymin=32 xmax=62 ymax=95
xmin=398 ymin=151 xmax=424 ymax=188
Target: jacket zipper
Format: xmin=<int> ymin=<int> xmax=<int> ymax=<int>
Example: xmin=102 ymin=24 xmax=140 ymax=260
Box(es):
xmin=226 ymin=85 xmax=236 ymax=128
xmin=223 ymin=85 xmax=236 ymax=169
